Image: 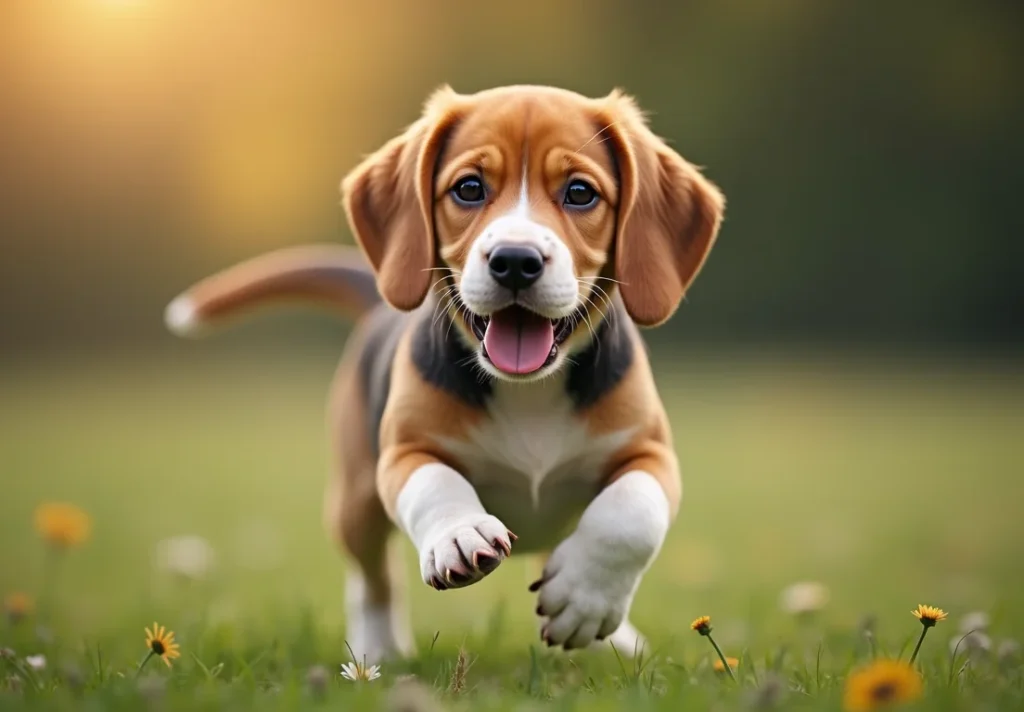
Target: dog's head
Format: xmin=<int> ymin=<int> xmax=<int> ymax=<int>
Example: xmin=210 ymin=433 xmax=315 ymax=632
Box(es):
xmin=342 ymin=85 xmax=724 ymax=382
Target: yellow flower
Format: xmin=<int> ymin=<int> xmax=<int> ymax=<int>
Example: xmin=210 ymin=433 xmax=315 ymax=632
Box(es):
xmin=713 ymin=656 xmax=739 ymax=674
xmin=690 ymin=615 xmax=735 ymax=680
xmin=34 ymin=503 xmax=91 ymax=549
xmin=911 ymin=604 xmax=947 ymax=628
xmin=844 ymin=659 xmax=922 ymax=711
xmin=691 ymin=616 xmax=712 ymax=635
xmin=144 ymin=623 xmax=181 ymax=668
xmin=3 ymin=593 xmax=34 ymax=623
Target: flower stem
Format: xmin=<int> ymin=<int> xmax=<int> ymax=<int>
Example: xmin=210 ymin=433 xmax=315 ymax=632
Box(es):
xmin=135 ymin=651 xmax=155 ymax=678
xmin=707 ymin=634 xmax=737 ymax=682
xmin=908 ymin=627 xmax=929 ymax=665
xmin=39 ymin=546 xmax=61 ymax=625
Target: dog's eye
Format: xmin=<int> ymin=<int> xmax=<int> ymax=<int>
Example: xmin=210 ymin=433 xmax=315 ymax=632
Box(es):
xmin=451 ymin=176 xmax=486 ymax=206
xmin=564 ymin=179 xmax=598 ymax=208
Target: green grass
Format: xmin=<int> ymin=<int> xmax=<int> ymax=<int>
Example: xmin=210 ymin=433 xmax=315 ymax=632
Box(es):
xmin=1 ymin=349 xmax=1023 ymax=710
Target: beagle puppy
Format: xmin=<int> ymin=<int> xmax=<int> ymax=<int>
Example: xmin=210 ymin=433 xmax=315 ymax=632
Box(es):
xmin=165 ymin=85 xmax=724 ymax=663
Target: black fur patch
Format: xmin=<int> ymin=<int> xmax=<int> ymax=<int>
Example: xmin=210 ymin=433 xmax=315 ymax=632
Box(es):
xmin=408 ymin=298 xmax=634 ymax=412
xmin=358 ymin=306 xmax=408 ymax=457
xmin=410 ymin=309 xmax=493 ymax=409
xmin=360 ymin=295 xmax=635 ymax=453
xmin=564 ymin=304 xmax=635 ymax=409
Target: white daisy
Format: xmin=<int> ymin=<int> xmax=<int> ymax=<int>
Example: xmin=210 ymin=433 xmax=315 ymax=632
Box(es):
xmin=25 ymin=654 xmax=46 ymax=671
xmin=340 ymin=660 xmax=381 ymax=682
xmin=950 ymin=630 xmax=991 ymax=656
xmin=958 ymin=611 xmax=990 ymax=634
xmin=998 ymin=639 xmax=1021 ymax=662
xmin=155 ymin=535 xmax=216 ymax=581
xmin=779 ymin=581 xmax=830 ymax=615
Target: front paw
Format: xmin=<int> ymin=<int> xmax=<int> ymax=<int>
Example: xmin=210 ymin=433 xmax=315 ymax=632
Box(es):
xmin=532 ymin=534 xmax=645 ymax=650
xmin=419 ymin=514 xmax=515 ymax=590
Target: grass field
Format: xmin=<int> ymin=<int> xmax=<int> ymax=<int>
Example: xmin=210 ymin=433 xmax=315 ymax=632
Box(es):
xmin=1 ymin=347 xmax=1023 ymax=710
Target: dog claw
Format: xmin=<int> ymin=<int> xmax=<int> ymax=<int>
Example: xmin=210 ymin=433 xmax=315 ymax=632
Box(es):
xmin=535 ymin=605 xmax=545 ymax=616
xmin=493 ymin=538 xmax=512 ymax=557
xmin=507 ymin=530 xmax=518 ymax=542
xmin=528 ymin=578 xmax=543 ymax=592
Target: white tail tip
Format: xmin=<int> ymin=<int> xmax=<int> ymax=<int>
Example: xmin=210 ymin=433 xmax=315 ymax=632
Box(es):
xmin=164 ymin=295 xmax=202 ymax=337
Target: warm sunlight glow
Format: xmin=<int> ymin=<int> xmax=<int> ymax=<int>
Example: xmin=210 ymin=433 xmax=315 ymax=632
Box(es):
xmin=90 ymin=0 xmax=149 ymax=15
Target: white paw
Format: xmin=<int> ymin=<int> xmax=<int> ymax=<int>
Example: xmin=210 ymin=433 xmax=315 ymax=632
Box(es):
xmin=532 ymin=533 xmax=646 ymax=650
xmin=419 ymin=514 xmax=515 ymax=590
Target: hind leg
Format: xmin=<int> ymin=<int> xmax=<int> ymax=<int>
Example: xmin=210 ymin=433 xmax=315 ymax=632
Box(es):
xmin=329 ymin=480 xmax=414 ymax=663
xmin=325 ymin=358 xmax=414 ymax=664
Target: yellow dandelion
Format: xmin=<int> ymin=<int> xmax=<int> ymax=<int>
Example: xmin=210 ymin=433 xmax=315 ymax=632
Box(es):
xmin=690 ymin=616 xmax=712 ymax=635
xmin=34 ymin=502 xmax=91 ymax=549
xmin=143 ymin=622 xmax=181 ymax=669
xmin=4 ymin=593 xmax=34 ymax=623
xmin=690 ymin=615 xmax=735 ymax=682
xmin=911 ymin=604 xmax=947 ymax=628
xmin=843 ymin=659 xmax=922 ymax=711
xmin=909 ymin=604 xmax=946 ymax=664
xmin=713 ymin=656 xmax=739 ymax=674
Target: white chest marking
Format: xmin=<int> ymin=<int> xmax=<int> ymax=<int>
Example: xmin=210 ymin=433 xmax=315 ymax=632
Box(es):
xmin=434 ymin=379 xmax=636 ymax=511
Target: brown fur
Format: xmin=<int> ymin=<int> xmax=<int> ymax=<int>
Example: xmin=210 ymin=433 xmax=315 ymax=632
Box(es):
xmin=580 ymin=327 xmax=683 ymax=519
xmin=598 ymin=93 xmax=725 ymax=327
xmin=374 ymin=330 xmax=487 ymax=520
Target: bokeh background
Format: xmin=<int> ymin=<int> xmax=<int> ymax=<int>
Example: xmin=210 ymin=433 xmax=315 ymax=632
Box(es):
xmin=2 ymin=0 xmax=1023 ymax=661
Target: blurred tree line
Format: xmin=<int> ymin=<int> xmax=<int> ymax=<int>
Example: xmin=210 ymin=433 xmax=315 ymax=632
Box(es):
xmin=1 ymin=0 xmax=1021 ymax=359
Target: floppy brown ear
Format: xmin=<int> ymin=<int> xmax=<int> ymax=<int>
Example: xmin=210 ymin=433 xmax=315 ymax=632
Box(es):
xmin=340 ymin=87 xmax=462 ymax=311
xmin=600 ymin=91 xmax=725 ymax=327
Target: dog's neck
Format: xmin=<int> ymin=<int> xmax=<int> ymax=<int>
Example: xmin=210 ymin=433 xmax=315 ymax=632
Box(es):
xmin=411 ymin=295 xmax=635 ymax=411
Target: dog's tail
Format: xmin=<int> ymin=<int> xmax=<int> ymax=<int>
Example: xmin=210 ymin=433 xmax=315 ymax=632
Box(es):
xmin=163 ymin=244 xmax=381 ymax=338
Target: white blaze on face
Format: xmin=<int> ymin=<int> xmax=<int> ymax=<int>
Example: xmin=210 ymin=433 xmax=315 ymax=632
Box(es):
xmin=458 ymin=157 xmax=580 ymax=377
xmin=514 ymin=155 xmax=530 ymax=217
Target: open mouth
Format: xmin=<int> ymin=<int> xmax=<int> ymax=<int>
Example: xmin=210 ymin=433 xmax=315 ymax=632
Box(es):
xmin=467 ymin=305 xmax=574 ymax=376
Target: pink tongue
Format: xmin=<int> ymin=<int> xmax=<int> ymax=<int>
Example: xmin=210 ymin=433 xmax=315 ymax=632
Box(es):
xmin=483 ymin=307 xmax=554 ymax=375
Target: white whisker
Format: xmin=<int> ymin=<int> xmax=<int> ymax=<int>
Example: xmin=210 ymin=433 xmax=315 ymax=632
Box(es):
xmin=421 ymin=266 xmax=463 ymax=275
xmin=579 ymin=274 xmax=623 ymax=286
xmin=578 ymin=278 xmax=616 ymax=327
xmin=444 ymin=299 xmax=470 ymax=343
xmin=574 ymin=122 xmax=620 ymax=155
xmin=431 ymin=286 xmax=460 ymax=327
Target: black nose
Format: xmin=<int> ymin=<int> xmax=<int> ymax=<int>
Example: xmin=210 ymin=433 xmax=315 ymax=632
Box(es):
xmin=488 ymin=245 xmax=545 ymax=291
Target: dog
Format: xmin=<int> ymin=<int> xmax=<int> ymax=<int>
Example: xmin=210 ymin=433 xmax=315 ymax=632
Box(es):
xmin=164 ymin=84 xmax=724 ymax=663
